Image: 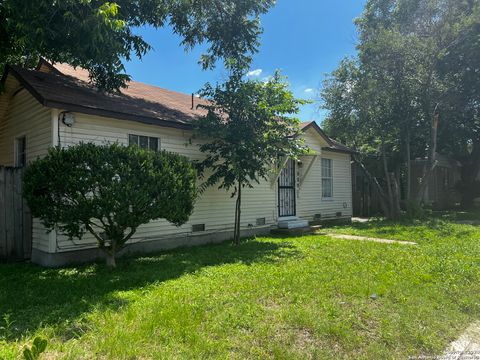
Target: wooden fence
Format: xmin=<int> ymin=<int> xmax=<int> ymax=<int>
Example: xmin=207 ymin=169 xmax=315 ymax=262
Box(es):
xmin=0 ymin=167 xmax=32 ymax=261
xmin=352 ymin=162 xmax=383 ymax=217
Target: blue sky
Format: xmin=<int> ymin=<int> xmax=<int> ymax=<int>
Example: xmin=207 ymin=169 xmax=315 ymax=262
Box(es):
xmin=125 ymin=0 xmax=366 ymax=124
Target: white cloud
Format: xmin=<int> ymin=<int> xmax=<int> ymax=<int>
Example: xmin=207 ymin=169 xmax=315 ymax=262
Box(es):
xmin=246 ymin=69 xmax=263 ymax=77
xmin=304 ymin=88 xmax=314 ymax=93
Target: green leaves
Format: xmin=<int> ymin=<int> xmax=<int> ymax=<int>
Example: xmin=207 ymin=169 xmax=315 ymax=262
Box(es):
xmin=322 ymin=0 xmax=480 ymax=214
xmin=195 ymin=69 xmax=309 ymax=194
xmin=23 ymin=143 xmax=197 ymax=264
xmin=323 ymin=0 xmax=479 ymax=172
xmin=22 ymin=337 xmax=47 ymax=360
xmin=0 ymin=0 xmax=276 ymax=91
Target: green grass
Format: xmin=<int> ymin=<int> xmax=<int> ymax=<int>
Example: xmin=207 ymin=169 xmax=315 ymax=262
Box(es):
xmin=1 ymin=215 xmax=479 ymax=359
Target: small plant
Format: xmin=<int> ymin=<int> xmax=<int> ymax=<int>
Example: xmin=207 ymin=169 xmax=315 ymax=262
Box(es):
xmin=405 ymin=200 xmax=425 ymax=220
xmin=23 ymin=337 xmax=48 ymax=360
xmin=0 ymin=313 xmax=14 ymax=340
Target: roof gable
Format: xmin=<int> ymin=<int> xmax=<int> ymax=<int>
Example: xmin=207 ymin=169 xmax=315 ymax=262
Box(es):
xmin=300 ymin=121 xmax=355 ymax=154
xmin=300 ymin=121 xmax=333 ymax=146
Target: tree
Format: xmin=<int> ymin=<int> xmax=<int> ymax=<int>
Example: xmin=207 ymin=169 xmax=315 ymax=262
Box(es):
xmin=436 ymin=2 xmax=480 ymax=208
xmin=195 ymin=69 xmax=309 ymax=245
xmin=322 ymin=0 xmax=478 ymax=216
xmin=0 ymin=0 xmax=275 ymax=91
xmin=23 ymin=143 xmax=197 ymax=267
xmin=322 ymin=58 xmax=407 ymax=219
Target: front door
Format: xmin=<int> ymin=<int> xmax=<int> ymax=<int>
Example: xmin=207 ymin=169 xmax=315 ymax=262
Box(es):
xmin=278 ymin=158 xmax=296 ymax=217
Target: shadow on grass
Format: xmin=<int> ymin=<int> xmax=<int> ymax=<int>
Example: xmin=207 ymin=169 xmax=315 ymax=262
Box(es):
xmin=0 ymin=238 xmax=298 ymax=340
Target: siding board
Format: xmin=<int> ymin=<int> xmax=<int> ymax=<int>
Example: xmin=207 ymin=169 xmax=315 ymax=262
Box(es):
xmin=0 ymin=90 xmax=52 ymax=253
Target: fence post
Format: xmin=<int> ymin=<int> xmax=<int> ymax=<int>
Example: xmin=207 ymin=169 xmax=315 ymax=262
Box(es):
xmin=5 ymin=167 xmax=14 ymax=257
xmin=0 ymin=167 xmax=5 ymax=259
xmin=13 ymin=168 xmax=24 ymax=258
xmin=0 ymin=166 xmax=32 ymax=261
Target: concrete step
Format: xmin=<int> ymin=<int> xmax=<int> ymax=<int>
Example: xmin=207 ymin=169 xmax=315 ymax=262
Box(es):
xmin=278 ymin=216 xmax=298 ymax=222
xmin=278 ymin=219 xmax=309 ymax=229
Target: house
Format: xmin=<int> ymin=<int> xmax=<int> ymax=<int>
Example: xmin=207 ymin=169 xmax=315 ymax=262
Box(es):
xmin=0 ymin=60 xmax=354 ymax=266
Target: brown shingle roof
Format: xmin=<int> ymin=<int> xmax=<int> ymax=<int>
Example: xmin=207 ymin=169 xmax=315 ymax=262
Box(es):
xmin=6 ymin=62 xmax=208 ymax=129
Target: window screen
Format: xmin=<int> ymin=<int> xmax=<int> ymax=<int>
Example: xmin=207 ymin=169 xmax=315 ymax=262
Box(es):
xmin=321 ymin=158 xmax=333 ymax=198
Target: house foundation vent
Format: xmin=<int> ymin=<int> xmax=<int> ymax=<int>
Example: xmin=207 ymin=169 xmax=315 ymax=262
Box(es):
xmin=192 ymin=224 xmax=206 ymax=232
xmin=256 ymin=217 xmax=266 ymax=226
xmin=314 ymin=214 xmax=322 ymax=220
xmin=336 ymin=212 xmax=342 ymax=218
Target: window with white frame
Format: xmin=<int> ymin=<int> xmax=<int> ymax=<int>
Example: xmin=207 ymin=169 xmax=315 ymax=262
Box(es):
xmin=15 ymin=136 xmax=26 ymax=167
xmin=128 ymin=134 xmax=160 ymax=151
xmin=321 ymin=158 xmax=333 ymax=198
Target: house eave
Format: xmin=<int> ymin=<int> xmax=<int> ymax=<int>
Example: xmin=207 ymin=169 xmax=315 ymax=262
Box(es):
xmin=2 ymin=65 xmax=195 ymax=131
xmin=43 ymin=99 xmax=195 ymax=131
xmin=321 ymin=147 xmax=357 ymax=155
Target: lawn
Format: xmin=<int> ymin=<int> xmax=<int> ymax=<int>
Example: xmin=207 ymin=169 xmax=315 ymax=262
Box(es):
xmin=1 ymin=215 xmax=479 ymax=359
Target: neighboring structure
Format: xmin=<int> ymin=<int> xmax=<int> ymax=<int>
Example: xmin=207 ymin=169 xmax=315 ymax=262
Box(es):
xmin=0 ymin=61 xmax=354 ymax=266
xmin=411 ymin=154 xmax=462 ymax=209
xmin=352 ymin=153 xmax=468 ymax=216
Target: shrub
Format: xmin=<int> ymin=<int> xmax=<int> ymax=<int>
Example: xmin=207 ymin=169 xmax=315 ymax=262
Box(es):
xmin=23 ymin=143 xmax=197 ymax=267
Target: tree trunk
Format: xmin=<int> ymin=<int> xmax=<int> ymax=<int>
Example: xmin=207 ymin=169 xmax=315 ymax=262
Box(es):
xmin=406 ymin=130 xmax=412 ymax=201
xmin=106 ymin=252 xmax=116 ymax=268
xmin=415 ymin=106 xmax=439 ymax=203
xmin=382 ymin=145 xmax=395 ymax=218
xmin=393 ymin=169 xmax=401 ymax=216
xmin=233 ymin=182 xmax=242 ymax=245
xmin=105 ymin=241 xmax=117 ymax=268
xmin=459 ymin=142 xmax=480 ymax=209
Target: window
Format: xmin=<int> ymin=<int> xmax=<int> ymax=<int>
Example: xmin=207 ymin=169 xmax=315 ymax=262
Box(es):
xmin=128 ymin=134 xmax=160 ymax=151
xmin=15 ymin=136 xmax=26 ymax=167
xmin=321 ymin=158 xmax=333 ymax=198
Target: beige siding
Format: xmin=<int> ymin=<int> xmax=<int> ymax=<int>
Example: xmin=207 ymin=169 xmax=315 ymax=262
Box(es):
xmin=297 ymin=127 xmax=352 ymax=220
xmin=0 ymin=87 xmax=53 ymax=253
xmin=302 ymin=127 xmax=329 ymax=154
xmin=0 ymin=90 xmax=52 ymax=166
xmin=55 ymin=113 xmax=277 ymax=251
xmin=297 ymin=151 xmax=352 ymax=220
